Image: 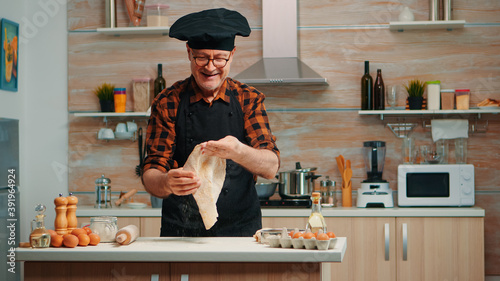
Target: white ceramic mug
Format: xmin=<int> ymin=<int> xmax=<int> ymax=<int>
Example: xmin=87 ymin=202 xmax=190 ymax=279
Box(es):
xmin=115 ymin=123 xmax=127 ymax=133
xmin=98 ymin=128 xmax=115 ymax=139
xmin=127 ymin=121 xmax=137 ymax=133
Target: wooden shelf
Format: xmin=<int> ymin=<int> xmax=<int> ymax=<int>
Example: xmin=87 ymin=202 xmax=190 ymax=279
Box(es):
xmin=358 ymin=108 xmax=499 ymax=120
xmin=96 ymin=26 xmax=170 ymax=36
xmin=389 ymin=20 xmax=466 ymax=31
xmin=73 ymin=112 xmax=150 ymax=117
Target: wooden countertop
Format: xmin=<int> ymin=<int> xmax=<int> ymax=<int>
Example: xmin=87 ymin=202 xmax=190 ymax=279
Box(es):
xmin=16 ymin=237 xmax=346 ymax=263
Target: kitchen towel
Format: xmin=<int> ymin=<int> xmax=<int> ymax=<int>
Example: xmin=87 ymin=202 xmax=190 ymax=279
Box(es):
xmin=431 ymin=119 xmax=469 ymax=141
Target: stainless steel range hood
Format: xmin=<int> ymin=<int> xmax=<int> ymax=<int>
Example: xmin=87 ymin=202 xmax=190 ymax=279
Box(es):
xmin=234 ymin=0 xmax=328 ymax=85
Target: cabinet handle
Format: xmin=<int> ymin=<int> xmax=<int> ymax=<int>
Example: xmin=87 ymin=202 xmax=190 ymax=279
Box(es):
xmin=402 ymin=223 xmax=408 ymax=261
xmin=151 ymin=274 xmax=159 ymax=281
xmin=181 ymin=274 xmax=189 ymax=281
xmin=384 ymin=223 xmax=390 ymax=261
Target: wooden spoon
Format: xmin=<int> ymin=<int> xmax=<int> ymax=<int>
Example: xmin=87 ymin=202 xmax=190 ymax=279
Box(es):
xmin=343 ymin=168 xmax=353 ymax=189
xmin=336 ymin=156 xmax=344 ymax=175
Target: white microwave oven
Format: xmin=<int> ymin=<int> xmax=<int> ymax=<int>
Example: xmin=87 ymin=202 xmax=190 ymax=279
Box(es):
xmin=398 ymin=164 xmax=474 ymax=207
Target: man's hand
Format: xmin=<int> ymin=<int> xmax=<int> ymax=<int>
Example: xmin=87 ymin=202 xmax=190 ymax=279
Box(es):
xmin=143 ymin=168 xmax=201 ymax=198
xmin=200 ymin=136 xmax=242 ymax=159
xmin=199 ymin=136 xmax=279 ymax=179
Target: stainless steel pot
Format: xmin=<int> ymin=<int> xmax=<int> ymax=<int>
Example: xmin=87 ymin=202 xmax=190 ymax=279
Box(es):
xmin=278 ymin=162 xmax=321 ymax=199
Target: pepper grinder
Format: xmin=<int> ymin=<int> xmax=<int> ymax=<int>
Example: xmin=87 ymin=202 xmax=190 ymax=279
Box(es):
xmin=66 ymin=193 xmax=78 ymax=232
xmin=54 ymin=193 xmax=68 ymax=235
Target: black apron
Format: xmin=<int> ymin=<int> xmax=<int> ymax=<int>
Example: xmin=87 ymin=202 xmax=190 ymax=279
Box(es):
xmin=160 ymin=81 xmax=262 ymax=237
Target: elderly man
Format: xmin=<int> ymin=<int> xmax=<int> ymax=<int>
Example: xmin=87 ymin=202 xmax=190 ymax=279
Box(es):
xmin=142 ymin=8 xmax=280 ymax=237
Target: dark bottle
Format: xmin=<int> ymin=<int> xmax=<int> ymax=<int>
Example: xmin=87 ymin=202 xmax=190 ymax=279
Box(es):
xmin=373 ymin=69 xmax=385 ymax=110
xmin=361 ymin=61 xmax=373 ymax=110
xmin=153 ymin=63 xmax=166 ymax=100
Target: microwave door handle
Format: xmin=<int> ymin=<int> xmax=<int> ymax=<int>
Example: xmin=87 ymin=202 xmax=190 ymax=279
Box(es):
xmin=384 ymin=223 xmax=390 ymax=261
xmin=402 ymin=223 xmax=408 ymax=261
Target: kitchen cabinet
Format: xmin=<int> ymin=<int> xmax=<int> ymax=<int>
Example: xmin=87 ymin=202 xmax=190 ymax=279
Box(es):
xmin=263 ymin=215 xmax=484 ymax=281
xmin=24 ymin=262 xmax=170 ymax=281
xmin=396 ymin=217 xmax=484 ymax=281
xmin=23 ymin=261 xmax=319 ymax=281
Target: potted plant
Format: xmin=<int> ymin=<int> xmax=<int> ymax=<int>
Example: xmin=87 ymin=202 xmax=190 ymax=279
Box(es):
xmin=404 ymin=79 xmax=425 ymax=110
xmin=94 ymin=83 xmax=115 ymax=112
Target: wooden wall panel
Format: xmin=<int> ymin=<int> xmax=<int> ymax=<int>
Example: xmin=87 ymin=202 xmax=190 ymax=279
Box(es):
xmin=67 ymin=0 xmax=500 ymax=275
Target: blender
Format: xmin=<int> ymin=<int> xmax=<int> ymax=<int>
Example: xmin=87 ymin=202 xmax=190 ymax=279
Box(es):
xmin=357 ymin=141 xmax=394 ymax=208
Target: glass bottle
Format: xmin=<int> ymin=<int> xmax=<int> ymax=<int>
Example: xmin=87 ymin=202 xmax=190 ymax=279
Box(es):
xmin=306 ymin=192 xmax=327 ymax=233
xmin=153 ymin=63 xmax=166 ymax=101
xmin=361 ymin=61 xmax=373 ymax=110
xmin=30 ymin=204 xmax=51 ymax=248
xmin=374 ymin=69 xmax=385 ymax=110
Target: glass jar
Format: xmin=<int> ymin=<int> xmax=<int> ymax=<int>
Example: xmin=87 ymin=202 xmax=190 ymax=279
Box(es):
xmin=89 ymin=216 xmax=118 ymax=242
xmin=132 ymin=78 xmax=151 ymax=112
xmin=145 ymin=4 xmax=170 ymax=27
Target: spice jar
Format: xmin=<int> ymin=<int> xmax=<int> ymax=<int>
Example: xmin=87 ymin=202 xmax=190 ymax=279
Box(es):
xmin=89 ymin=216 xmax=118 ymax=242
xmin=132 ymin=78 xmax=151 ymax=112
xmin=320 ymin=176 xmax=336 ymax=207
xmin=455 ymin=89 xmax=470 ymax=110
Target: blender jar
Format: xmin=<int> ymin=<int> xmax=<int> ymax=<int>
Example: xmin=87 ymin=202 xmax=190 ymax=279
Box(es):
xmin=362 ymin=141 xmax=386 ymax=182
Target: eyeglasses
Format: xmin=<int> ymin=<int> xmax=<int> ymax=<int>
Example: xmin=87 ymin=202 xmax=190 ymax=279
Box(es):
xmin=191 ymin=53 xmax=231 ymax=68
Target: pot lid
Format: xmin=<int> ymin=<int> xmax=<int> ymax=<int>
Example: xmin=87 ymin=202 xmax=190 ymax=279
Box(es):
xmin=283 ymin=162 xmax=316 ymax=173
xmin=95 ymin=174 xmax=111 ymax=185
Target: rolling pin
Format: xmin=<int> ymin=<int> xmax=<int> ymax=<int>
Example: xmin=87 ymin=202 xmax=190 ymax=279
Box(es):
xmin=114 ymin=189 xmax=137 ymax=206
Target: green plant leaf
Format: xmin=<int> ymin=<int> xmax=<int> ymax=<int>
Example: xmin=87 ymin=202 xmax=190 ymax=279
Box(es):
xmin=404 ymin=79 xmax=425 ymax=97
xmin=94 ymin=83 xmax=115 ymax=101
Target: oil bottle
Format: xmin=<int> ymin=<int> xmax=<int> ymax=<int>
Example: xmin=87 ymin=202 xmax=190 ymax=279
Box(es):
xmin=29 ymin=204 xmax=51 ymax=248
xmin=306 ymin=192 xmax=327 ymax=233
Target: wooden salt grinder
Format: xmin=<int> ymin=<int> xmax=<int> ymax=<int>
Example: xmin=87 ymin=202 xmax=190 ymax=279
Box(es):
xmin=66 ymin=193 xmax=78 ymax=232
xmin=54 ymin=193 xmax=68 ymax=235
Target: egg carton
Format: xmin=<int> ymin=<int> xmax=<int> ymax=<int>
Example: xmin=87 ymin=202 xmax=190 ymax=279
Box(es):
xmin=266 ymin=236 xmax=337 ymax=250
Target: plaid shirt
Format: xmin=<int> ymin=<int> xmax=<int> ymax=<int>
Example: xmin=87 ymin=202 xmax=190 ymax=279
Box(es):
xmin=143 ymin=76 xmax=280 ymax=173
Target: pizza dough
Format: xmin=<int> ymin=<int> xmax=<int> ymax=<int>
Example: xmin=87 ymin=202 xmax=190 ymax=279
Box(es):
xmin=183 ymin=144 xmax=226 ymax=229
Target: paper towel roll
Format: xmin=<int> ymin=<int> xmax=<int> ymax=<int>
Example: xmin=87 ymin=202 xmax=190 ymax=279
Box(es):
xmin=431 ymin=119 xmax=469 ymax=142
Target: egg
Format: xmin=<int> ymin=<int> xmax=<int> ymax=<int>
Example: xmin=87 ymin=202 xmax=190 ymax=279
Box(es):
xmin=317 ymin=233 xmax=330 ymax=241
xmin=78 ymin=234 xmax=90 ymax=246
xmin=71 ymin=228 xmax=87 ymax=236
xmin=88 ymin=233 xmax=101 ymax=246
xmin=326 ymin=232 xmax=336 ymax=238
xmin=83 ymin=226 xmax=92 ymax=235
xmin=303 ymin=232 xmax=315 ymax=239
xmin=63 ymin=234 xmax=79 ymax=248
xmin=292 ymin=232 xmax=304 ymax=239
xmin=50 ymin=234 xmax=64 ymax=247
